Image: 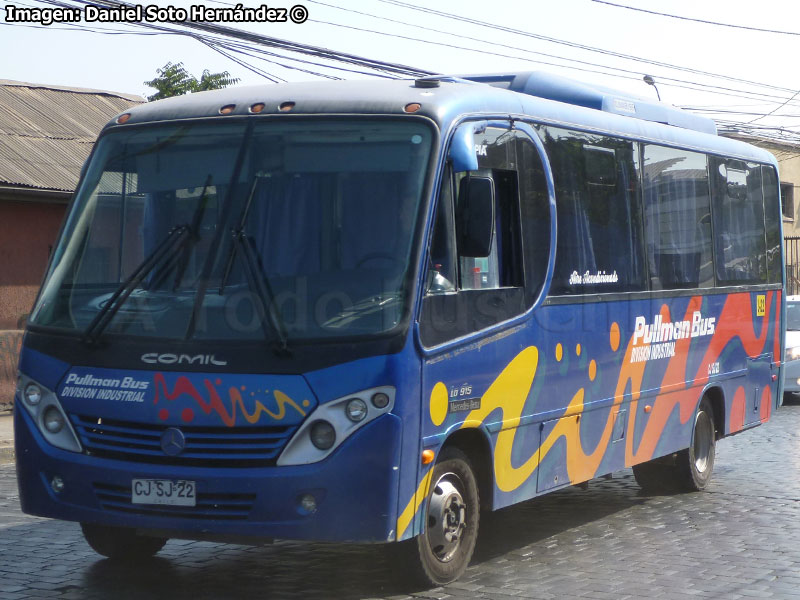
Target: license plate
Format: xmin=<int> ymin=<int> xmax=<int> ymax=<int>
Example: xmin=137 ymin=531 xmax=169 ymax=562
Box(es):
xmin=132 ymin=479 xmax=196 ymax=506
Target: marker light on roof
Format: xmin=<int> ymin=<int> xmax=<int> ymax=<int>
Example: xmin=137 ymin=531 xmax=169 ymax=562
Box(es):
xmin=250 ymin=102 xmax=265 ymax=113
xmin=279 ymin=101 xmax=295 ymax=112
xmin=219 ymin=104 xmax=236 ymax=115
xmin=116 ymin=113 xmax=131 ymax=124
xmin=404 ymin=103 xmax=421 ymax=113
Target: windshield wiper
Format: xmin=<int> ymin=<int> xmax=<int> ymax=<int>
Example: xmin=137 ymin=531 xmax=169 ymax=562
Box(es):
xmin=171 ymin=174 xmax=213 ymax=290
xmin=218 ymin=172 xmax=267 ymax=295
xmin=81 ymin=225 xmax=190 ymax=346
xmin=229 ymin=229 xmax=291 ymax=355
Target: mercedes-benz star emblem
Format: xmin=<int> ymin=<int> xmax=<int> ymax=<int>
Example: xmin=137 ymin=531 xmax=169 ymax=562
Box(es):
xmin=160 ymin=427 xmax=186 ymax=456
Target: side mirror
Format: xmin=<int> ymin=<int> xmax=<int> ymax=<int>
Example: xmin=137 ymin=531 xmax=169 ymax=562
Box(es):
xmin=457 ymin=176 xmax=494 ymax=257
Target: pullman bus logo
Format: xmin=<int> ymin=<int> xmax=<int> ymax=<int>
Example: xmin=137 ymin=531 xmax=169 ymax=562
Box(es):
xmin=141 ymin=353 xmax=228 ymax=366
xmin=630 ymin=311 xmax=716 ymax=364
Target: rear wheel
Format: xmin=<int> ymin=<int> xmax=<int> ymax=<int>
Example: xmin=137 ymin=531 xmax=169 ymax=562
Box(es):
xmin=676 ymin=397 xmax=716 ymax=491
xmin=392 ymin=447 xmax=479 ymax=586
xmin=632 ymin=397 xmax=716 ymax=493
xmin=81 ymin=523 xmax=167 ymax=559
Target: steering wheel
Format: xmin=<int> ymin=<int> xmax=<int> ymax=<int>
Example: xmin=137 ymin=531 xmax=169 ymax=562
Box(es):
xmin=355 ymin=252 xmax=403 ymax=269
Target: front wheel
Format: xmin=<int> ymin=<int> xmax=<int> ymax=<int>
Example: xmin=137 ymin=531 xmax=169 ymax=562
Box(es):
xmin=392 ymin=447 xmax=480 ymax=586
xmin=81 ymin=523 xmax=167 ymax=559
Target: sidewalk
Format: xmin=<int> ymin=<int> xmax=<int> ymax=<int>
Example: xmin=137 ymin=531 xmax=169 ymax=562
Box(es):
xmin=0 ymin=411 xmax=13 ymax=463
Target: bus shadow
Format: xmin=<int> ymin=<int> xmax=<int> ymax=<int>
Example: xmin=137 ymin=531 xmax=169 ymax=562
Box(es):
xmin=0 ymin=471 xmax=668 ymax=599
xmin=472 ymin=472 xmax=649 ymax=564
xmin=81 ymin=539 xmax=412 ymax=600
xmin=75 ymin=474 xmax=658 ymax=598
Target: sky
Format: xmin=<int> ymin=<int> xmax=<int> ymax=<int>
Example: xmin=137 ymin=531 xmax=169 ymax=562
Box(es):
xmin=2 ymin=0 xmax=800 ymax=138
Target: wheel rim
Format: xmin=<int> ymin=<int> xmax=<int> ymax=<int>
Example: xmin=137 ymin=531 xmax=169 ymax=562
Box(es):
xmin=693 ymin=410 xmax=714 ymax=474
xmin=426 ymin=472 xmax=467 ymax=563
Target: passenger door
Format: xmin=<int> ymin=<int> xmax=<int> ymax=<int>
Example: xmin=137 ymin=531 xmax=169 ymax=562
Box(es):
xmin=416 ymin=120 xmax=555 ymax=514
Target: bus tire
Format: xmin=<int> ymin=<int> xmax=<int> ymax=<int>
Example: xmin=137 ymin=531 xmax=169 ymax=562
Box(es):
xmin=80 ymin=523 xmax=167 ymax=559
xmin=676 ymin=397 xmax=716 ymax=491
xmin=632 ymin=397 xmax=716 ymax=493
xmin=395 ymin=447 xmax=480 ymax=586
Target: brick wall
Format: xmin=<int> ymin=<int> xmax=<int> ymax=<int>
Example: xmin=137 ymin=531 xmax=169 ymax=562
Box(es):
xmin=0 ymin=200 xmax=67 ymax=408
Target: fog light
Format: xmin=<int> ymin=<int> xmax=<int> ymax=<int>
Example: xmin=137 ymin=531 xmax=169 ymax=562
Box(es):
xmin=345 ymin=398 xmax=367 ymax=422
xmin=51 ymin=476 xmax=65 ymax=494
xmin=299 ymin=494 xmax=317 ymax=514
xmin=24 ymin=383 xmax=42 ymax=406
xmin=43 ymin=407 xmax=65 ymax=433
xmin=309 ymin=421 xmax=336 ymax=450
xmin=371 ymin=392 xmax=390 ymax=409
xmin=796 ymin=378 xmax=800 ymax=386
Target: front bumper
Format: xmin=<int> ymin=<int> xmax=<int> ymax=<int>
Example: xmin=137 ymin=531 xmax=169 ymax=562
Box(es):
xmin=15 ymin=407 xmax=402 ymax=543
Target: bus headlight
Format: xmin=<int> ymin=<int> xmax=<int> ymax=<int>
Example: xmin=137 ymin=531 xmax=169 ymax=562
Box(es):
xmin=16 ymin=374 xmax=82 ymax=453
xmin=278 ymin=386 xmax=395 ymax=466
xmin=345 ymin=398 xmax=368 ymax=422
xmin=43 ymin=406 xmax=65 ymax=434
xmin=24 ymin=383 xmax=43 ymax=406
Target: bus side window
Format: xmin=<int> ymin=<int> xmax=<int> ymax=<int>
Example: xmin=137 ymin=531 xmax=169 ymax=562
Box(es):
xmin=762 ymin=166 xmax=782 ymax=284
xmin=455 ymin=169 xmax=522 ymax=291
xmin=426 ymin=165 xmax=457 ymax=294
xmin=541 ymin=127 xmax=645 ymax=295
xmin=642 ymin=145 xmax=713 ymax=290
xmin=710 ymin=158 xmax=767 ymax=285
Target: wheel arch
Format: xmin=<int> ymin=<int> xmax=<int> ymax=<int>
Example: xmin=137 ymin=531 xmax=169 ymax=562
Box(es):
xmin=702 ymin=385 xmax=725 ymax=440
xmin=440 ymin=427 xmax=494 ymax=511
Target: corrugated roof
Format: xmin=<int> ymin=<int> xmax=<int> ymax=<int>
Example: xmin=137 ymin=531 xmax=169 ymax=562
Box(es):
xmin=0 ymin=80 xmax=144 ymax=193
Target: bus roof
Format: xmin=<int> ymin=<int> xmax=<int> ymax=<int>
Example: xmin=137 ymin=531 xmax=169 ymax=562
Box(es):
xmin=458 ymin=71 xmax=717 ymax=135
xmin=109 ymin=73 xmax=776 ymax=166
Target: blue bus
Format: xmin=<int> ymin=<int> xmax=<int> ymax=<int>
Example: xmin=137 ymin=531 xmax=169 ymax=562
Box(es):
xmin=15 ymin=71 xmax=784 ymax=585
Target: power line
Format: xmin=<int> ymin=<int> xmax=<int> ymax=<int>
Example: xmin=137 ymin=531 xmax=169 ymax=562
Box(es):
xmin=591 ymin=1 xmax=800 ymax=37
xmin=17 ymin=0 xmax=800 ymax=137
xmin=40 ymin=0 xmax=434 ymax=78
xmin=219 ymin=39 xmax=396 ymax=79
xmin=375 ymin=0 xmax=794 ymax=96
xmin=0 ymin=20 xmax=161 ymax=35
xmin=368 ymin=0 xmax=800 ymax=136
xmin=748 ymin=89 xmax=800 ymax=124
xmin=23 ymin=0 xmax=427 ymax=81
xmin=198 ymin=38 xmax=286 ymax=83
xmin=21 ymin=0 xmax=800 ymax=109
xmin=304 ymin=11 xmax=800 ymax=110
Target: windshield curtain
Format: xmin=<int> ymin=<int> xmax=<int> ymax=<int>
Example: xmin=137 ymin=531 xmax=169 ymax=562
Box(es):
xmin=31 ymin=119 xmax=433 ymax=342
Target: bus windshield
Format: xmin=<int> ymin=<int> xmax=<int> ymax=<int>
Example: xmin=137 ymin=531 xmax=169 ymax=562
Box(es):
xmin=30 ymin=118 xmax=433 ymax=343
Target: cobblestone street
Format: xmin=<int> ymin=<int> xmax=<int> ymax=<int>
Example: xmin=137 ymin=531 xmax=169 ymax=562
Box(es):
xmin=3 ymin=404 xmax=800 ymax=599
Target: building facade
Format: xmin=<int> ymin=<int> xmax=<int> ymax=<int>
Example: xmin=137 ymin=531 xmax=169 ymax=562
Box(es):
xmin=0 ymin=80 xmax=143 ymax=408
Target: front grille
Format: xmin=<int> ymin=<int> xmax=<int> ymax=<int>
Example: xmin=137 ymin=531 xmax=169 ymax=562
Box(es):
xmin=71 ymin=414 xmax=297 ymax=467
xmin=92 ymin=482 xmax=255 ymax=520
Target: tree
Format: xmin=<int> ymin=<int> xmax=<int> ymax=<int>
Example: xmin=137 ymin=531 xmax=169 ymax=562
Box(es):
xmin=144 ymin=62 xmax=239 ymax=101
